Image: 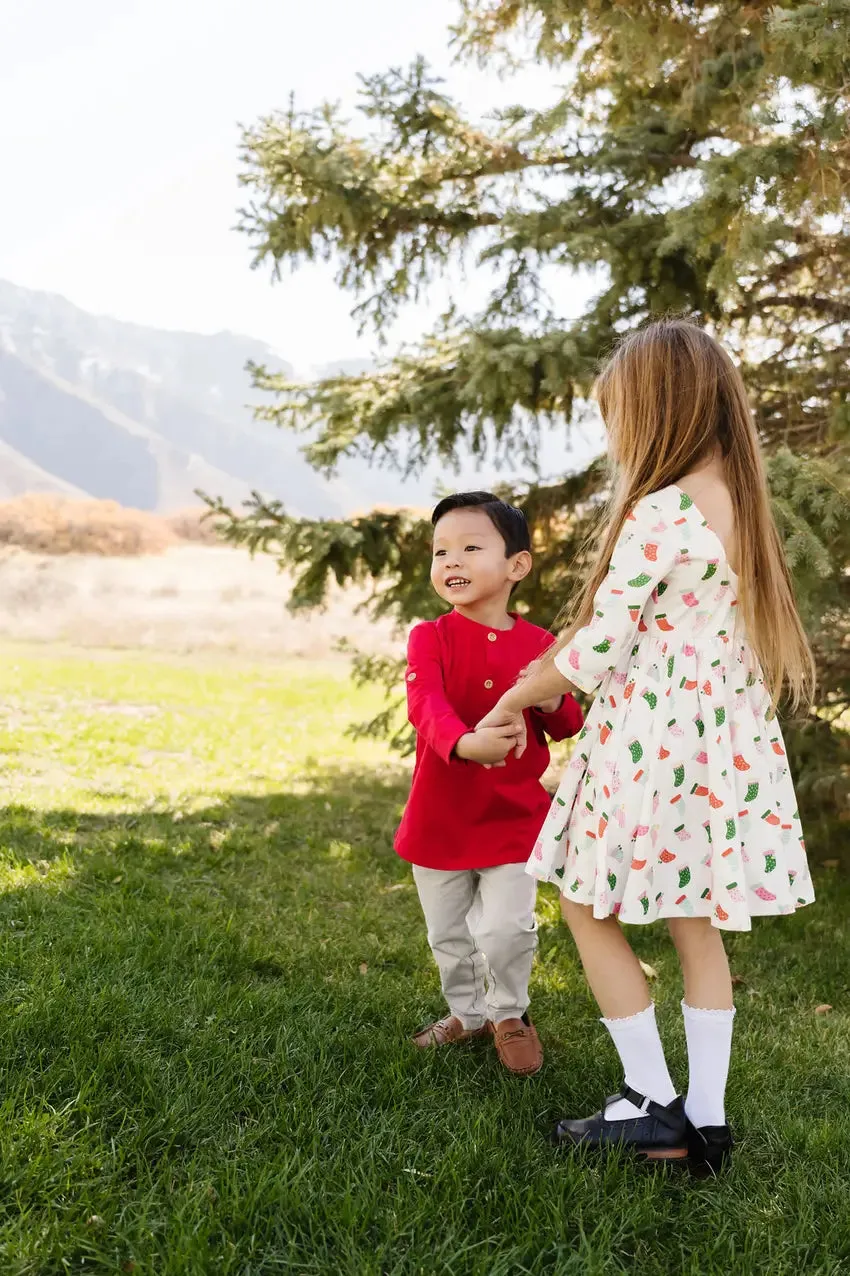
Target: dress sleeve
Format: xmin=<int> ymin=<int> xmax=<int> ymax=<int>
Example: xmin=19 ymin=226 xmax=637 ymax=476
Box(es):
xmin=405 ymin=623 xmax=470 ymax=764
xmin=554 ymin=495 xmax=678 ymax=694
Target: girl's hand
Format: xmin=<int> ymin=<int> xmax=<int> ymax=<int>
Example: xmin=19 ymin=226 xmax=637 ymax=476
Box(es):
xmin=476 ymin=694 xmax=519 ymax=730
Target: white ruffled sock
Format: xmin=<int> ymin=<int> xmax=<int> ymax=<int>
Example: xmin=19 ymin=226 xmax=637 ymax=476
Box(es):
xmin=600 ymin=1003 xmax=678 ymax=1119
xmin=682 ymin=1001 xmax=736 ymax=1128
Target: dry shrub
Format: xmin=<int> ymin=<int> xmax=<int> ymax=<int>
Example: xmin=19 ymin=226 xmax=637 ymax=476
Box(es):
xmin=0 ymin=495 xmax=178 ymax=556
xmin=165 ymin=507 xmax=222 ymax=545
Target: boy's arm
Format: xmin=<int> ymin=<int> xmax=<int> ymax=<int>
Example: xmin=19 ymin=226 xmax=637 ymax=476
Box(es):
xmin=531 ymin=693 xmax=584 ymax=742
xmin=405 ymin=624 xmax=470 ymax=763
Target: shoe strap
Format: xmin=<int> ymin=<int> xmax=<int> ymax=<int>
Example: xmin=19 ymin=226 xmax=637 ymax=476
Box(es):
xmin=620 ymin=1085 xmax=681 ymax=1131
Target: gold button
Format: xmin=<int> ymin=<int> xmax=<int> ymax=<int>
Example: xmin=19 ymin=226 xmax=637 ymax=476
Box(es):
xmin=484 ymin=679 xmax=493 ymax=689
xmin=407 ymin=672 xmax=416 ymax=682
xmin=488 ymin=632 xmax=497 ymax=642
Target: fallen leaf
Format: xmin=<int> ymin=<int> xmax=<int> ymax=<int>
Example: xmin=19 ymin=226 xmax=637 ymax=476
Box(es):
xmin=815 ymin=1004 xmax=833 ymax=1015
xmin=86 ymin=1215 xmax=105 ymax=1227
xmin=112 ymin=875 xmax=123 ymax=885
xmin=359 ymin=963 xmax=368 ymax=975
xmin=638 ymin=960 xmax=658 ymax=980
xmin=209 ymin=830 xmax=226 ymax=849
xmin=821 ymin=859 xmax=840 ymax=869
xmin=731 ymin=974 xmax=747 ymax=986
xmin=382 ymin=883 xmax=407 ymax=893
xmin=746 ymin=987 xmax=761 ymax=998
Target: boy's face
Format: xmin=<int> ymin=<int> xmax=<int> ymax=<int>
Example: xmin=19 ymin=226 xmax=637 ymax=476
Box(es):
xmin=430 ymin=508 xmax=531 ymax=608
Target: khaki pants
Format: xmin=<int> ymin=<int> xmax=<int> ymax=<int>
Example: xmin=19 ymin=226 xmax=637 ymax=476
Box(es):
xmin=412 ymin=862 xmax=538 ymax=1029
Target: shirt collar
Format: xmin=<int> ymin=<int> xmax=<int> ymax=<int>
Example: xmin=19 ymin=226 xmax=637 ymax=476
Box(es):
xmin=447 ymin=608 xmax=521 ymax=636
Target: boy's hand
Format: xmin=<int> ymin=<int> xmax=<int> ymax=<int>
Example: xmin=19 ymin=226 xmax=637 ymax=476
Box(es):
xmin=455 ymin=724 xmax=519 ymax=767
xmin=475 ymin=699 xmax=527 ymax=760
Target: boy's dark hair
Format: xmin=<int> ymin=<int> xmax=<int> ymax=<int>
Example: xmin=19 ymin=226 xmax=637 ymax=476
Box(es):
xmin=431 ymin=491 xmax=531 ymax=557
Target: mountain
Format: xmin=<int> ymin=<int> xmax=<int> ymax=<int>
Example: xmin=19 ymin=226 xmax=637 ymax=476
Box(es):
xmin=0 ymin=279 xmax=419 ymax=517
xmin=0 ymin=437 xmax=88 ymax=501
xmin=0 ymin=279 xmax=598 ymax=518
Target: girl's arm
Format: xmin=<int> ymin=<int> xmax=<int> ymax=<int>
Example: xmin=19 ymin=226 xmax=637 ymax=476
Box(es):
xmin=478 ymin=492 xmax=680 ymax=753
xmin=501 ymin=662 xmax=577 ymax=717
xmin=476 ymin=663 xmax=576 ymax=756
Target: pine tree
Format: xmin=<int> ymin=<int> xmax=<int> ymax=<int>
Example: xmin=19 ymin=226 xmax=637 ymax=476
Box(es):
xmin=208 ymin=2 xmax=850 ymax=821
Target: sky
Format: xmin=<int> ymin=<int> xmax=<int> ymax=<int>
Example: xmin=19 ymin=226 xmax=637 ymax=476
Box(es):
xmin=0 ymin=0 xmax=589 ymax=375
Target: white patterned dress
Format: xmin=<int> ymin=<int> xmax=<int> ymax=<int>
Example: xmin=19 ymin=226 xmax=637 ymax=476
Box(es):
xmin=527 ymin=484 xmax=814 ymax=931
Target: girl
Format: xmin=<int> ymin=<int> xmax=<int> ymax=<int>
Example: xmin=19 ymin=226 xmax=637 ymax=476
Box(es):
xmin=477 ymin=318 xmax=815 ymax=1172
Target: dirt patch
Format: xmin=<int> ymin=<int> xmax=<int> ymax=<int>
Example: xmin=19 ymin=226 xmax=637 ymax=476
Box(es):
xmin=0 ymin=545 xmax=398 ymax=659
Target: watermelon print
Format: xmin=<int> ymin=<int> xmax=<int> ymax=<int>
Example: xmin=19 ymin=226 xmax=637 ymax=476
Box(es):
xmin=528 ymin=484 xmax=814 ymax=931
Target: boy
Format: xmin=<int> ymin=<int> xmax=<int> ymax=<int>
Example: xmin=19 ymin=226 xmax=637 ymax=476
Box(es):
xmin=395 ymin=492 xmax=583 ymax=1075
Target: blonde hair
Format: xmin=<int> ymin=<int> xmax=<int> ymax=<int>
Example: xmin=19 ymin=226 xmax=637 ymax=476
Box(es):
xmin=550 ymin=319 xmax=815 ymax=709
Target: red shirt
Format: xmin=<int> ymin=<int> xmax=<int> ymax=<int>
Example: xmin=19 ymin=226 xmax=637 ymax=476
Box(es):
xmin=395 ymin=609 xmax=584 ymax=871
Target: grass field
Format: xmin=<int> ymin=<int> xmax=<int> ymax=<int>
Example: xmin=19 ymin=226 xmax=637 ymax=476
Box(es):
xmin=0 ymin=645 xmax=848 ymax=1275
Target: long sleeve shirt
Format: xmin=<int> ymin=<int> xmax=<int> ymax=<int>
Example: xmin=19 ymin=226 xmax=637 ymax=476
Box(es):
xmin=394 ymin=609 xmax=584 ymax=870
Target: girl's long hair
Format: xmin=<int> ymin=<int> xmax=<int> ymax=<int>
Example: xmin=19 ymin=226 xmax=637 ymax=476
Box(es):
xmin=548 ymin=319 xmax=815 ymax=709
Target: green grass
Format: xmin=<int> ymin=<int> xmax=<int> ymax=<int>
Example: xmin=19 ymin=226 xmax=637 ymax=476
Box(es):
xmin=0 ymin=644 xmax=848 ymax=1275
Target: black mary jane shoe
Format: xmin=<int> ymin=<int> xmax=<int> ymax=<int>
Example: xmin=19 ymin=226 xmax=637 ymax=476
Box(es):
xmin=551 ymin=1086 xmax=688 ymax=1162
xmin=686 ymin=1120 xmax=734 ymax=1177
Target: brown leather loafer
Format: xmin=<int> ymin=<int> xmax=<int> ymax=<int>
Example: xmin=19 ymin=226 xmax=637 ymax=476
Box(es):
xmin=412 ymin=1016 xmax=492 ymax=1048
xmin=492 ymin=1017 xmax=543 ymax=1075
